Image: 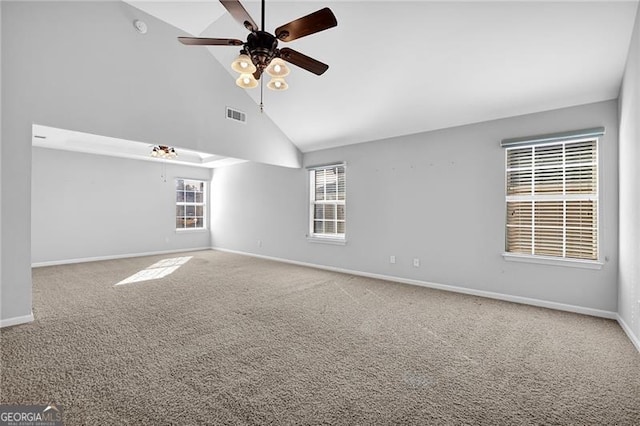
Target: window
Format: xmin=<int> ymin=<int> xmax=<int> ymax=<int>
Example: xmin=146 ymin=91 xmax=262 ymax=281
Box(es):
xmin=503 ymin=128 xmax=602 ymax=261
xmin=309 ymin=164 xmax=346 ymax=240
xmin=176 ymin=179 xmax=206 ymax=230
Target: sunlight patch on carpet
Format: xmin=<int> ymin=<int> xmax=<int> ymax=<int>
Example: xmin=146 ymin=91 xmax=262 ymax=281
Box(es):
xmin=115 ymin=256 xmax=192 ymax=285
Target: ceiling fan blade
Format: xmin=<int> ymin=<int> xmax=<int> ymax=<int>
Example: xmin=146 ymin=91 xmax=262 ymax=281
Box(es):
xmin=275 ymin=7 xmax=337 ymax=42
xmin=220 ymin=0 xmax=258 ymax=32
xmin=178 ymin=37 xmax=244 ymax=46
xmin=279 ymin=48 xmax=329 ymax=75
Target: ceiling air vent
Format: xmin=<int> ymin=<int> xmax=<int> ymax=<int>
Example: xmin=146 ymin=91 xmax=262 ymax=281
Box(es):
xmin=226 ymin=107 xmax=246 ymax=124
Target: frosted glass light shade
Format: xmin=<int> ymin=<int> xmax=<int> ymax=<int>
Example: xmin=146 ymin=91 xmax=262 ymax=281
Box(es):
xmin=265 ymin=58 xmax=290 ymax=77
xmin=267 ymin=77 xmax=288 ymax=91
xmin=236 ymin=73 xmax=258 ymax=89
xmin=231 ymin=54 xmax=256 ymax=74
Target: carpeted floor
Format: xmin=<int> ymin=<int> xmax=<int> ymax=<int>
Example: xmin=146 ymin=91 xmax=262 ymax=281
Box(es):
xmin=1 ymin=250 xmax=639 ymax=425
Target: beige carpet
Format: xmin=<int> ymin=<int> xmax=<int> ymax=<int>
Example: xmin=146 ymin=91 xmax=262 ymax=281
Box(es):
xmin=1 ymin=250 xmax=639 ymax=425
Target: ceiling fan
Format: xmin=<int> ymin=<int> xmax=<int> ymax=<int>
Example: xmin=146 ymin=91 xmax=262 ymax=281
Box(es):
xmin=178 ymin=0 xmax=337 ymax=91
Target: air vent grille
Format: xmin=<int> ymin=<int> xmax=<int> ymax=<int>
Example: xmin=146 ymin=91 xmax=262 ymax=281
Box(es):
xmin=226 ymin=107 xmax=246 ymax=124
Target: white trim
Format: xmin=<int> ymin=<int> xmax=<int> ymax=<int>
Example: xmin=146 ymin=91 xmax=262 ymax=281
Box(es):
xmin=31 ymin=247 xmax=210 ymax=268
xmin=501 ymin=127 xmax=605 ymax=148
xmin=175 ymin=228 xmax=208 ymax=234
xmin=616 ymin=314 xmax=640 ymax=353
xmin=306 ymin=161 xmax=346 ymax=171
xmin=502 ymin=253 xmax=603 ymax=269
xmin=210 ymin=247 xmax=616 ymax=320
xmin=0 ymin=313 xmax=34 ymax=328
xmin=306 ymin=236 xmax=347 ymax=245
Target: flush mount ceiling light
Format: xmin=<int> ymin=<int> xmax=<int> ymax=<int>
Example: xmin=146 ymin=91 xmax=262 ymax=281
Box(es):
xmin=151 ymin=145 xmax=177 ymax=159
xmin=178 ymin=0 xmax=337 ymax=97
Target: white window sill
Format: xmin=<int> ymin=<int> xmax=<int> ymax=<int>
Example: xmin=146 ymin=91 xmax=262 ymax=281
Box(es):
xmin=307 ymin=236 xmax=347 ymax=246
xmin=176 ymin=228 xmax=208 ymax=234
xmin=502 ymin=253 xmax=603 ymax=270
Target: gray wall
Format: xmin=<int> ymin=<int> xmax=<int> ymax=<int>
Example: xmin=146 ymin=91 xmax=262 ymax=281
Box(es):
xmin=32 ymin=148 xmax=211 ymax=264
xmin=1 ymin=1 xmax=299 ymax=325
xmin=618 ymin=5 xmax=640 ymax=346
xmin=0 ymin=1 xmax=3 ymax=314
xmin=212 ymin=100 xmax=619 ymax=313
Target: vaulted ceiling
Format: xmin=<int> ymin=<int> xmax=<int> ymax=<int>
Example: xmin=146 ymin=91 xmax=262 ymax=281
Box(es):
xmin=126 ymin=0 xmax=638 ymax=153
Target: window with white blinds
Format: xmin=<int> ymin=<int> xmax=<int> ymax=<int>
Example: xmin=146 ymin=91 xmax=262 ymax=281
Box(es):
xmin=309 ymin=164 xmax=345 ymax=239
xmin=504 ymin=135 xmax=599 ymax=261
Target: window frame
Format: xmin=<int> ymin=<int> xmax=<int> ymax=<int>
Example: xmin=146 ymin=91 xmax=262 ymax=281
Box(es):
xmin=307 ymin=163 xmax=346 ymax=244
xmin=175 ymin=178 xmax=207 ymax=232
xmin=501 ymin=130 xmax=603 ymax=269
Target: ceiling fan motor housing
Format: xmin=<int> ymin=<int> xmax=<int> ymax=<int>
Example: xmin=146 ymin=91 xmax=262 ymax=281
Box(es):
xmin=246 ymin=31 xmax=278 ymax=71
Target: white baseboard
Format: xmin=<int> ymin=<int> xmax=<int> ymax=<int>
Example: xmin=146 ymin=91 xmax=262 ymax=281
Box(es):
xmin=0 ymin=313 xmax=34 ymax=328
xmin=31 ymin=247 xmax=211 ymax=268
xmin=211 ymin=246 xmax=617 ymax=320
xmin=617 ymin=314 xmax=640 ymax=353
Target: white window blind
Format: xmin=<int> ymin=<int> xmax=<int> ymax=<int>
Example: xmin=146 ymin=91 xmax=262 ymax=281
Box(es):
xmin=309 ymin=164 xmax=346 ymax=239
xmin=504 ymin=130 xmax=601 ymax=261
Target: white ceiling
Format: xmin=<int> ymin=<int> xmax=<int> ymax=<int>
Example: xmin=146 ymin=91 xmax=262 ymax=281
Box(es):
xmin=127 ymin=0 xmax=638 ymax=153
xmin=33 ymin=125 xmax=246 ymax=169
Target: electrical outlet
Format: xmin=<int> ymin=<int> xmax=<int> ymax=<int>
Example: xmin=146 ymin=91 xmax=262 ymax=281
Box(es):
xmin=257 ymin=240 xmax=262 ymax=247
xmin=413 ymin=258 xmax=420 ymax=267
xmin=390 ymin=255 xmax=396 ymax=264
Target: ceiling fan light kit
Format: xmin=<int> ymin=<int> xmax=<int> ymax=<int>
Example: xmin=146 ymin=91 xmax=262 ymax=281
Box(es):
xmin=151 ymin=145 xmax=177 ymax=159
xmin=231 ymin=52 xmax=257 ymax=74
xmin=267 ymin=77 xmax=288 ymax=91
xmin=236 ymin=73 xmax=259 ymax=89
xmin=178 ymin=0 xmax=337 ymax=95
xmin=266 ymin=58 xmax=290 ymax=77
